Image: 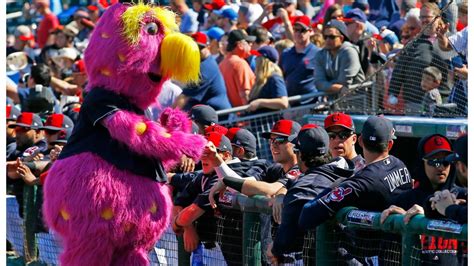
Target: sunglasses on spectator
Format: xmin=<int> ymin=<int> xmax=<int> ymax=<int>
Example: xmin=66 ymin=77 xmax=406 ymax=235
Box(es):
xmin=294 ymin=27 xmax=308 ymax=33
xmin=424 ymin=158 xmax=451 ymax=168
xmin=44 ymin=129 xmax=61 ymax=135
xmin=327 ymin=131 xmax=354 ymax=140
xmin=15 ymin=126 xmax=31 ymax=133
xmin=270 ymin=136 xmax=289 ymax=145
xmin=324 ymin=34 xmax=341 ymax=40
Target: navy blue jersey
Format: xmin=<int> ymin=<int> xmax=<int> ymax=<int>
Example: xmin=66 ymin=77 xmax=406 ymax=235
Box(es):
xmin=254 ymin=163 xmax=300 ymax=187
xmin=58 ymin=87 xmax=167 ymax=182
xmin=299 ymin=155 xmax=412 ymax=230
xmin=272 ymin=158 xmax=355 ymax=257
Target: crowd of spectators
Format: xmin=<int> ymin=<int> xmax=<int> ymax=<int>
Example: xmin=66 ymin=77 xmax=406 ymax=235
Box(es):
xmin=6 ymin=0 xmax=468 ymax=264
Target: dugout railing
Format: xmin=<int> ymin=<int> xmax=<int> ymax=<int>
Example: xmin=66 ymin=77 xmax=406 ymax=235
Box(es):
xmin=8 ymin=192 xmax=467 ymax=265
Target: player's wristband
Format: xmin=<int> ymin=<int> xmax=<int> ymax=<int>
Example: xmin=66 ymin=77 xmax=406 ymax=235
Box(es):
xmin=222 ymin=176 xmax=244 ymax=193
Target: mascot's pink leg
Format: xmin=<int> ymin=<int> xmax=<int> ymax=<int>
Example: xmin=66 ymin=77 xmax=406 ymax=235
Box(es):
xmin=43 ymin=153 xmax=172 ymax=266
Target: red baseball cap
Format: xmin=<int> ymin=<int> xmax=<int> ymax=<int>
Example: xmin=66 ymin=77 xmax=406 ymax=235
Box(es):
xmin=40 ymin=114 xmax=74 ymax=131
xmin=191 ymin=32 xmax=208 ymax=47
xmin=203 ymin=0 xmax=225 ymax=10
xmin=205 ymin=124 xmax=228 ymax=135
xmin=8 ymin=112 xmax=43 ymax=129
xmin=293 ymin=16 xmax=311 ymax=30
xmin=262 ymin=119 xmax=301 ymax=141
xmin=422 ymin=134 xmax=452 ymax=159
xmin=324 ymin=112 xmax=355 ymax=131
xmin=7 ymin=105 xmax=21 ymax=121
xmin=207 ymin=132 xmax=232 ymax=152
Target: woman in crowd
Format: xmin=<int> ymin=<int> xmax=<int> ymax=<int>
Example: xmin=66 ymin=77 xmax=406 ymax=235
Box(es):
xmin=247 ymin=46 xmax=288 ymax=113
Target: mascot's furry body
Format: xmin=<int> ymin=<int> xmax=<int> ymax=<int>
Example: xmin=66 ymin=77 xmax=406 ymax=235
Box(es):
xmin=42 ymin=2 xmax=205 ymax=265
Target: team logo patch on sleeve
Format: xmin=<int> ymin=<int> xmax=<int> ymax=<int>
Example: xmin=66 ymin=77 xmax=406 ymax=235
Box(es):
xmin=286 ymin=169 xmax=301 ymax=180
xmin=325 ymin=187 xmax=353 ymax=202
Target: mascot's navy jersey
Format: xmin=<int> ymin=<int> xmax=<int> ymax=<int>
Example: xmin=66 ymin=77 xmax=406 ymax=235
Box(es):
xmin=59 ymin=87 xmax=167 ymax=182
xmin=300 ymin=155 xmax=412 ymax=229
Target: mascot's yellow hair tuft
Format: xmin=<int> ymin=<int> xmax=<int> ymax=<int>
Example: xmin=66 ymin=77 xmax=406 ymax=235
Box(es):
xmin=160 ymin=33 xmax=200 ymax=84
xmin=121 ymin=2 xmax=178 ymax=45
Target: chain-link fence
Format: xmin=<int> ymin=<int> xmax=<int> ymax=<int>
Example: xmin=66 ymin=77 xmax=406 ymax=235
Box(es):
xmin=331 ymin=0 xmax=466 ymax=117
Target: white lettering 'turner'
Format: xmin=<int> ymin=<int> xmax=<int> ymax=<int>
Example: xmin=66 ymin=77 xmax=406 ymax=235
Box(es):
xmin=384 ymin=167 xmax=411 ymax=192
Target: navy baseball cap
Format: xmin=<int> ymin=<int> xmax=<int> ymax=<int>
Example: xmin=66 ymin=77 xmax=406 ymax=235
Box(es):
xmin=226 ymin=127 xmax=257 ymax=154
xmin=190 ymin=105 xmax=218 ymax=126
xmin=325 ymin=19 xmax=350 ymax=41
xmin=420 ymin=134 xmax=452 ymax=159
xmin=291 ymin=124 xmax=329 ymax=155
xmin=446 ymin=134 xmax=467 ymax=166
xmin=361 ymin=116 xmax=396 ymax=144
xmin=256 ymin=46 xmax=279 ymax=63
xmin=207 ymin=132 xmax=233 ymax=153
xmin=8 ymin=112 xmax=43 ymax=130
xmin=7 ymin=105 xmax=21 ymax=121
xmin=345 ymin=8 xmax=367 ymax=23
xmin=262 ymin=119 xmax=301 ymax=141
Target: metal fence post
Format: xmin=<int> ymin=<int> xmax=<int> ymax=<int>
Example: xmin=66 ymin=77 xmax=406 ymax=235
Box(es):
xmin=242 ymin=211 xmax=261 ymax=266
xmin=315 ymin=221 xmax=339 ymax=265
xmin=23 ymin=185 xmax=38 ymax=262
xmin=401 ymin=233 xmax=421 ymax=266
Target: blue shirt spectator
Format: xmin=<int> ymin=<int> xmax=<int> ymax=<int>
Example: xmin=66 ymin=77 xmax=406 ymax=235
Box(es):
xmin=182 ymin=55 xmax=231 ymax=111
xmin=280 ymin=44 xmax=319 ymax=97
xmin=180 ymin=9 xmax=199 ymax=34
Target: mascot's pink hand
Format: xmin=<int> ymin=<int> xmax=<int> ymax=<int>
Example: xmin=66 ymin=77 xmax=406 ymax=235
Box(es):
xmin=106 ymin=110 xmax=206 ymax=166
xmin=160 ymin=108 xmax=191 ymax=133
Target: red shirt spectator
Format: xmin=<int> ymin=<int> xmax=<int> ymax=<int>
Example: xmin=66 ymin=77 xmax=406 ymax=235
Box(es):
xmin=35 ymin=0 xmax=59 ymax=48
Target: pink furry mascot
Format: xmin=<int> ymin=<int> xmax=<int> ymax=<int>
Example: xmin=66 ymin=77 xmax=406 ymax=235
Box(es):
xmin=42 ymin=1 xmax=206 ymax=265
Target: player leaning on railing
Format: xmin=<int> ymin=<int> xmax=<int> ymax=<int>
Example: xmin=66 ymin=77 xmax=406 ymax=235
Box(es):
xmin=381 ymin=134 xmax=466 ymax=264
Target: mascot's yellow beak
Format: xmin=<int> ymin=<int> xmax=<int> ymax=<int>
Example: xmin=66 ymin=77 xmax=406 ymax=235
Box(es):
xmin=160 ymin=33 xmax=200 ymax=85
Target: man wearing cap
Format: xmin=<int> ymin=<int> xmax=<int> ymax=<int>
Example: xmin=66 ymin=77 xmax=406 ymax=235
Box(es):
xmin=208 ymin=119 xmax=301 ymax=265
xmin=299 ymin=116 xmax=412 ymax=230
xmin=176 ymin=32 xmax=231 ymax=112
xmin=268 ymin=124 xmax=355 ymax=265
xmin=429 ymin=134 xmax=467 ymax=224
xmin=40 ymin=113 xmax=74 ymax=152
xmin=345 ymin=8 xmax=372 ymax=74
xmin=324 ymin=112 xmax=365 ymax=172
xmin=204 ymin=26 xmax=225 ymax=60
xmin=314 ymin=19 xmax=365 ymax=96
xmin=381 ymin=134 xmax=465 ymax=264
xmin=219 ymin=29 xmax=256 ymax=107
xmin=189 ymin=104 xmax=219 ymax=134
xmin=7 ymin=25 xmax=35 ymax=56
xmin=258 ymin=0 xmax=303 ymax=40
xmin=279 ymin=16 xmax=319 ymax=101
xmin=7 ymin=112 xmax=48 ymax=217
xmin=172 ymin=133 xmax=247 ymax=265
xmin=214 ymin=8 xmax=239 ymax=32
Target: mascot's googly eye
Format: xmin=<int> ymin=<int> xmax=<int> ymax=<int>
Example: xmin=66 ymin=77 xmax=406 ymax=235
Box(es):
xmin=145 ymin=22 xmax=159 ymax=35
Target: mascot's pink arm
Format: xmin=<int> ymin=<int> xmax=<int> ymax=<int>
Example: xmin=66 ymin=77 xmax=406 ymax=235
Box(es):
xmin=104 ymin=108 xmax=206 ymax=169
